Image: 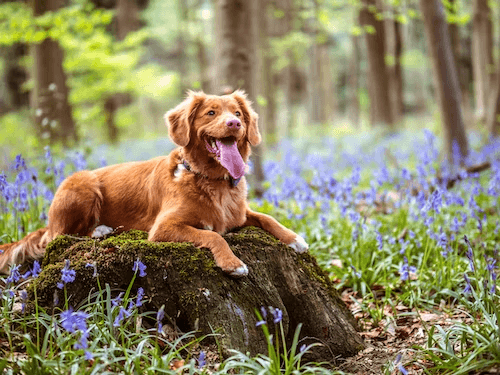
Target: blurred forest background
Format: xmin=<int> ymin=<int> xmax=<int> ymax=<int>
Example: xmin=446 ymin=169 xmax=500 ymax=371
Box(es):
xmin=0 ymin=0 xmax=499 ymax=171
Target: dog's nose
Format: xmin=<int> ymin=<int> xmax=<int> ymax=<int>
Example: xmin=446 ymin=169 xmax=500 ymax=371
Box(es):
xmin=226 ymin=118 xmax=241 ymax=128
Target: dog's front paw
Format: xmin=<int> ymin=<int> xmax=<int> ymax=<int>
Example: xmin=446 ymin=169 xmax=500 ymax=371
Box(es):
xmin=289 ymin=235 xmax=309 ymax=253
xmin=219 ymin=257 xmax=249 ymax=278
xmin=229 ymin=263 xmax=248 ymax=278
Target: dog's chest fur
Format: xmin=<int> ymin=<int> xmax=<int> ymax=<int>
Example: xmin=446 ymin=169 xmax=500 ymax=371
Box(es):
xmin=191 ymin=177 xmax=247 ymax=234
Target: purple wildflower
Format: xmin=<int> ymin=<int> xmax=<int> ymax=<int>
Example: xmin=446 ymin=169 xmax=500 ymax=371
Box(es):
xmin=32 ymin=261 xmax=41 ymax=278
xmin=136 ymin=287 xmax=145 ymax=307
xmin=85 ymin=262 xmax=98 ymax=278
xmin=57 ymin=259 xmax=76 ymax=289
xmin=112 ymin=292 xmax=124 ymax=307
xmin=157 ymin=305 xmax=165 ymax=333
xmin=351 ymin=265 xmax=362 ymax=278
xmin=198 ymin=351 xmax=206 ymax=368
xmin=400 ymin=257 xmax=416 ymax=281
xmin=132 ymin=258 xmax=147 ymax=277
xmin=376 ymin=231 xmax=383 ymax=250
xmin=272 ymin=308 xmax=283 ymax=324
xmin=20 ymin=290 xmax=28 ymax=313
xmin=463 ymin=235 xmax=475 ymax=272
xmin=463 ymin=273 xmax=472 ymax=294
xmin=113 ymin=306 xmax=131 ymax=327
xmin=6 ymin=264 xmax=22 ymax=284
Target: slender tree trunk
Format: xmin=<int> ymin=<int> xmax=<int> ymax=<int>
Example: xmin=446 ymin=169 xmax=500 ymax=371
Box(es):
xmin=104 ymin=0 xmax=141 ymax=143
xmin=419 ymin=0 xmax=468 ymax=162
xmin=392 ymin=15 xmax=404 ymax=123
xmin=214 ymin=0 xmax=265 ymax=196
xmin=177 ymin=0 xmax=189 ymax=96
xmin=30 ymin=0 xmax=77 ymax=145
xmin=471 ymin=0 xmax=493 ymax=123
xmin=196 ymin=36 xmax=211 ymax=93
xmin=1 ymin=44 xmax=29 ymax=112
xmin=348 ymin=34 xmax=360 ymax=127
xmin=359 ymin=0 xmax=394 ymax=128
xmin=487 ymin=58 xmax=500 ymax=136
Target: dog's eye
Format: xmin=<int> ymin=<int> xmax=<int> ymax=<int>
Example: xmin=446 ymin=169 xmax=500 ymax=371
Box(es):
xmin=207 ymin=110 xmax=215 ymax=116
xmin=235 ymin=111 xmax=241 ymax=117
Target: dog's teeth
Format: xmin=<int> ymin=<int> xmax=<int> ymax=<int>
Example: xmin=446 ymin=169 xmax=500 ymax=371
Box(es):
xmin=211 ymin=141 xmax=216 ymax=148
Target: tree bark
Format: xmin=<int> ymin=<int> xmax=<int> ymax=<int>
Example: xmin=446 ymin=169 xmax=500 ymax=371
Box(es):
xmin=359 ymin=0 xmax=394 ymax=128
xmin=101 ymin=0 xmax=141 ymax=144
xmin=31 ymin=227 xmax=364 ymax=361
xmin=30 ymin=0 xmax=77 ymax=145
xmin=390 ymin=14 xmax=404 ymax=124
xmin=419 ymin=0 xmax=468 ymax=162
xmin=471 ymin=0 xmax=493 ymax=123
xmin=487 ymin=58 xmax=500 ymax=136
xmin=348 ymin=34 xmax=360 ymax=127
xmin=1 ymin=44 xmax=29 ymax=112
xmin=214 ymin=0 xmax=265 ymax=196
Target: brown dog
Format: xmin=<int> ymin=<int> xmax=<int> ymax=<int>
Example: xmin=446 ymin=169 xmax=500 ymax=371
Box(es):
xmin=0 ymin=91 xmax=308 ymax=277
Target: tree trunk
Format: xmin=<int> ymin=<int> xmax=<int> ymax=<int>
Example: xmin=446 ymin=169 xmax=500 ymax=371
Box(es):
xmin=31 ymin=227 xmax=365 ymax=361
xmin=419 ymin=0 xmax=468 ymax=162
xmin=30 ymin=0 xmax=77 ymax=145
xmin=359 ymin=0 xmax=394 ymax=128
xmin=487 ymin=58 xmax=500 ymax=136
xmin=214 ymin=0 xmax=265 ymax=196
xmin=391 ymin=15 xmax=404 ymax=123
xmin=196 ymin=36 xmax=211 ymax=93
xmin=101 ymin=0 xmax=141 ymax=144
xmin=348 ymin=34 xmax=360 ymax=127
xmin=471 ymin=0 xmax=493 ymax=124
xmin=1 ymin=44 xmax=29 ymax=112
xmin=177 ymin=0 xmax=189 ymax=96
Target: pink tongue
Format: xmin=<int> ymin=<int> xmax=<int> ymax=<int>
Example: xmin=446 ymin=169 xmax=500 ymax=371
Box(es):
xmin=216 ymin=139 xmax=246 ymax=179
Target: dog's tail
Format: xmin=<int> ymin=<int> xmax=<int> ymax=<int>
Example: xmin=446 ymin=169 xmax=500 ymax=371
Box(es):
xmin=0 ymin=227 xmax=50 ymax=274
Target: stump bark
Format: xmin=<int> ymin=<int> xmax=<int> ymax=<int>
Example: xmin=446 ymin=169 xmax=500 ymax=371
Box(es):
xmin=31 ymin=227 xmax=364 ymax=362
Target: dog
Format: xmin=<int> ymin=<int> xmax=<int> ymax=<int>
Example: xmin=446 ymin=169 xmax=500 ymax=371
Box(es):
xmin=0 ymin=90 xmax=308 ymax=277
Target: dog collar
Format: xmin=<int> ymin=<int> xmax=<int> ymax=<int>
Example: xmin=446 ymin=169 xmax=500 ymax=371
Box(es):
xmin=180 ymin=160 xmax=242 ymax=187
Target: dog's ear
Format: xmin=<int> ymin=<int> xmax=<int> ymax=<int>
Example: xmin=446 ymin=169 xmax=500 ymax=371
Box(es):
xmin=165 ymin=91 xmax=205 ymax=147
xmin=232 ymin=90 xmax=261 ymax=146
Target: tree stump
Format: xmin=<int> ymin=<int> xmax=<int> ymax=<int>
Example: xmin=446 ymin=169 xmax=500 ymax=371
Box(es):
xmin=30 ymin=227 xmax=364 ymax=362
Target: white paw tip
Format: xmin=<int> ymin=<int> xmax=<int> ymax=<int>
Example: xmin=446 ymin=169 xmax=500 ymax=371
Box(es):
xmin=289 ymin=235 xmax=309 ymax=253
xmin=92 ymin=225 xmax=114 ymax=238
xmin=230 ymin=263 xmax=248 ymax=277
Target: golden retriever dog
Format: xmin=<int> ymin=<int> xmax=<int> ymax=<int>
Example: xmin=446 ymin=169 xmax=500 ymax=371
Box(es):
xmin=0 ymin=91 xmax=308 ymax=277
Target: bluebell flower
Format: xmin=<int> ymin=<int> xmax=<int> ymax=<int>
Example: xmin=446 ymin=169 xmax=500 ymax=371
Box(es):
xmin=57 ymin=259 xmax=76 ymax=289
xmin=157 ymin=306 xmax=165 ymax=333
xmin=272 ymin=308 xmax=283 ymax=324
xmin=463 ymin=273 xmax=472 ymax=294
xmin=85 ymin=262 xmax=98 ymax=278
xmin=132 ymin=258 xmax=147 ymax=277
xmin=113 ymin=306 xmax=131 ymax=327
xmin=400 ymin=257 xmax=416 ymax=281
xmin=463 ymin=236 xmax=475 ymax=272
xmin=136 ymin=287 xmax=145 ymax=307
xmin=376 ymin=231 xmax=383 ymax=250
xmin=112 ymin=292 xmax=124 ymax=307
xmin=437 ymin=231 xmax=447 ymax=250
xmin=32 ymin=260 xmax=41 ymax=278
xmin=61 ymin=309 xmax=89 ymax=333
xmin=6 ymin=264 xmax=21 ymax=284
xmin=20 ymin=290 xmax=28 ymax=313
xmin=350 ymin=265 xmax=362 ymax=278
xmin=197 ymin=351 xmax=206 ymax=368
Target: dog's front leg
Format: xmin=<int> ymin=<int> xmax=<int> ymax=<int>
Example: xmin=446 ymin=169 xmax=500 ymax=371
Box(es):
xmin=148 ymin=220 xmax=248 ymax=277
xmin=244 ymin=209 xmax=309 ymax=253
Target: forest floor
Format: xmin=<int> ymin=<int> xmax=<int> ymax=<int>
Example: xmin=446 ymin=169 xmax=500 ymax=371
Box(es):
xmin=337 ymin=288 xmax=494 ymax=375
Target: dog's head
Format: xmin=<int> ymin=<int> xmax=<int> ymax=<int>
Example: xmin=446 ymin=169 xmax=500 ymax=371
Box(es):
xmin=165 ymin=90 xmax=261 ymax=180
